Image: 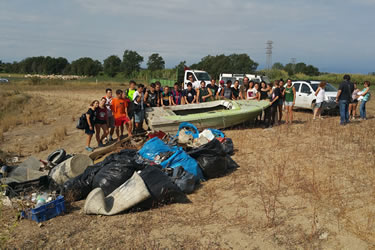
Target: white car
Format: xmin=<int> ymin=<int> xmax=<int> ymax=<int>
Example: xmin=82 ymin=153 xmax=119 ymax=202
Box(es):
xmin=290 ymin=80 xmax=338 ymax=110
xmin=0 ymin=78 xmax=9 ymax=83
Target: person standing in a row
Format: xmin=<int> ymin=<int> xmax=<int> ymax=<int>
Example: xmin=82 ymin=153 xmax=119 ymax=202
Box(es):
xmin=336 ymin=75 xmax=354 ymax=125
xmin=313 ymin=81 xmax=326 ymax=120
xmin=359 ymin=81 xmax=371 ymax=120
xmin=283 ymin=79 xmax=296 ymax=124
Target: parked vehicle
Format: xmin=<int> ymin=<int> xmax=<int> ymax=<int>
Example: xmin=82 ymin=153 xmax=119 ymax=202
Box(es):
xmin=150 ymin=69 xmax=211 ymax=89
xmin=0 ymin=78 xmax=9 ymax=83
xmin=183 ymin=70 xmax=211 ymax=89
xmin=219 ymin=74 xmax=270 ymax=86
xmin=290 ymin=80 xmax=338 ymax=110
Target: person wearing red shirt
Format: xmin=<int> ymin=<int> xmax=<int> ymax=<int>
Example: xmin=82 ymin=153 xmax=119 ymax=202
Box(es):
xmin=111 ymin=89 xmax=132 ymax=140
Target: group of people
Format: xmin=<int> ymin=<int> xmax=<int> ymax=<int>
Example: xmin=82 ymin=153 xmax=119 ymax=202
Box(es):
xmin=335 ymin=75 xmax=371 ymax=125
xmin=83 ymin=75 xmax=371 ymax=151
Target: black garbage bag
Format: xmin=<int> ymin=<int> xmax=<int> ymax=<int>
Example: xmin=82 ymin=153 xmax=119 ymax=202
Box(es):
xmin=188 ymin=139 xmax=238 ymax=179
xmin=92 ymin=149 xmax=147 ymax=196
xmin=63 ymin=163 xmax=102 ymax=201
xmin=226 ymin=155 xmax=239 ymax=170
xmin=63 ymin=149 xmax=147 ymax=201
xmin=170 ymin=166 xmax=198 ymax=194
xmin=222 ymin=138 xmax=234 ymax=156
xmin=139 ymin=166 xmax=186 ymax=205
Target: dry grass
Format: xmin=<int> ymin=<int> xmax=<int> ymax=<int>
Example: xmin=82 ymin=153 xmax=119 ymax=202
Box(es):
xmin=1 ymin=85 xmax=374 ymax=249
xmin=34 ymin=138 xmax=49 ymax=153
xmin=52 ymin=126 xmax=68 ymax=142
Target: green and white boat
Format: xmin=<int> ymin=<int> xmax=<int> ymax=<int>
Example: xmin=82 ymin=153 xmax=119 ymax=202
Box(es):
xmin=145 ymin=100 xmax=270 ymax=134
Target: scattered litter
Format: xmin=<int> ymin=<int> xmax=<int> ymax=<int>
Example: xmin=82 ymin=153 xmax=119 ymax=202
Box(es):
xmin=21 ymin=195 xmax=65 ymax=223
xmin=199 ymin=129 xmax=215 ymax=141
xmin=2 ymin=125 xmax=238 ymax=220
xmin=319 ymin=232 xmax=329 ymax=240
xmin=2 ymin=157 xmax=47 ymax=184
xmin=6 ymin=156 xmax=19 ymax=164
xmin=178 ymin=129 xmax=194 ymax=144
xmin=1 ymin=196 xmax=12 ymax=207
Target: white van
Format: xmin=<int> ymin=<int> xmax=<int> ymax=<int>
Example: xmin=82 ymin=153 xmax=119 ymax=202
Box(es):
xmin=183 ymin=70 xmax=211 ymax=89
xmin=219 ymin=73 xmax=270 ymax=86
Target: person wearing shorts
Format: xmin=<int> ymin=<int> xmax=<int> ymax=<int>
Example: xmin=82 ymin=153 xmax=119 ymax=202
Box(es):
xmin=111 ymin=89 xmax=132 ymax=139
xmin=104 ymin=88 xmax=115 ymax=141
xmin=85 ymin=100 xmax=99 ymax=152
xmin=133 ymin=84 xmax=145 ymax=132
xmin=95 ymin=97 xmax=109 ymax=147
xmin=283 ymin=79 xmax=296 ymax=124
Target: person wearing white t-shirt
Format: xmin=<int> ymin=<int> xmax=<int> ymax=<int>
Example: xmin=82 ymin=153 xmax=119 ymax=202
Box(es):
xmin=104 ymin=88 xmax=115 ymax=141
xmin=247 ymin=87 xmax=258 ymax=100
xmin=313 ymin=81 xmax=327 ymax=120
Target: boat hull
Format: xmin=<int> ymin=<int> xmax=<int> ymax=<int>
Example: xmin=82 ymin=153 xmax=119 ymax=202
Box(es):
xmin=145 ymin=100 xmax=270 ymax=134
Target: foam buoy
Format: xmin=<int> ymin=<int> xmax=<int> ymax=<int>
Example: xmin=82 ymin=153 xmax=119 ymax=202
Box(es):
xmin=50 ymin=154 xmax=93 ymax=185
xmin=83 ymin=172 xmax=151 ymax=215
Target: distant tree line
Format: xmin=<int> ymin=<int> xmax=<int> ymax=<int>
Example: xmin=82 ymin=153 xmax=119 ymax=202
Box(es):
xmin=0 ymin=50 xmax=166 ymax=77
xmin=272 ymin=62 xmax=320 ymax=76
xmin=190 ymin=54 xmax=259 ymax=79
xmin=0 ymin=52 xmax=320 ymax=79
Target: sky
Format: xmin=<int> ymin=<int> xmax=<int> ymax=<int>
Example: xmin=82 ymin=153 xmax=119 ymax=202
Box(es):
xmin=0 ymin=0 xmax=374 ymax=73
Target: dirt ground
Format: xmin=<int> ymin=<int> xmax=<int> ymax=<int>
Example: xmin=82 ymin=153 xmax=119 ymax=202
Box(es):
xmin=1 ymin=86 xmax=375 ymax=249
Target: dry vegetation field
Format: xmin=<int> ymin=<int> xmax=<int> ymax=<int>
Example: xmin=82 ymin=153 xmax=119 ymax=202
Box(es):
xmin=1 ymin=81 xmax=375 ymax=249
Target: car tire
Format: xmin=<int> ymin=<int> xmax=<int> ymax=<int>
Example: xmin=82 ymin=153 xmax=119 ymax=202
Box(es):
xmin=47 ymin=149 xmax=66 ymax=166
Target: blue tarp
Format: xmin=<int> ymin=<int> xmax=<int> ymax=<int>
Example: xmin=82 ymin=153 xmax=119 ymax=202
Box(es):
xmin=138 ymin=137 xmax=204 ymax=180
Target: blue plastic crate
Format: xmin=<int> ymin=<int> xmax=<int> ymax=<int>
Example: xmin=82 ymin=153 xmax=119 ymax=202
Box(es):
xmin=22 ymin=195 xmax=65 ymax=223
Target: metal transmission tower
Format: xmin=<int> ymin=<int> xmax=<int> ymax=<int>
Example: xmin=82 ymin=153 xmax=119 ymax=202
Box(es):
xmin=265 ymin=40 xmax=273 ymax=70
xmin=290 ymin=58 xmax=297 ymax=72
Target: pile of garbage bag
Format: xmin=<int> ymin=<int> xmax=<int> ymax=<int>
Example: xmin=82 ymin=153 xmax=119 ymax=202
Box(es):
xmin=2 ymin=123 xmax=238 ymax=218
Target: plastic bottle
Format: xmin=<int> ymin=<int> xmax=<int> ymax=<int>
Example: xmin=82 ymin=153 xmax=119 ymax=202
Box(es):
xmin=35 ymin=193 xmax=48 ymax=208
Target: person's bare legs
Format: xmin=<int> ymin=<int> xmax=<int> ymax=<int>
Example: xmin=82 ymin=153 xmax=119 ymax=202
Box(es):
xmin=313 ymin=107 xmax=318 ymax=120
xmin=86 ymin=134 xmax=93 ymax=148
xmin=120 ymin=123 xmax=124 ymax=137
xmin=352 ymin=103 xmax=357 ymax=119
xmin=126 ymin=122 xmax=133 ymax=137
xmin=289 ymin=106 xmax=293 ymax=123
xmin=278 ymin=104 xmax=283 ymax=124
xmin=94 ymin=124 xmax=101 ymax=145
xmin=115 ymin=126 xmax=120 ymax=140
xmin=100 ymin=125 xmax=108 ymax=142
xmin=349 ymin=103 xmax=353 ymax=119
xmin=285 ymin=106 xmax=289 ymax=124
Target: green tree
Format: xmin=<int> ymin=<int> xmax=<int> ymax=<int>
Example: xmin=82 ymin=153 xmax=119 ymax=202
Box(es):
xmin=103 ymin=55 xmax=121 ymax=77
xmin=147 ymin=53 xmax=165 ymax=71
xmin=70 ymin=57 xmax=102 ymax=76
xmin=284 ymin=63 xmax=295 ymax=76
xmin=272 ymin=62 xmax=284 ymax=70
xmin=122 ymin=50 xmax=143 ymax=77
xmin=294 ymin=62 xmax=307 ymax=74
xmin=305 ymin=65 xmax=319 ymax=76
xmin=191 ymin=53 xmax=258 ymax=79
xmin=174 ymin=61 xmax=186 ymax=83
